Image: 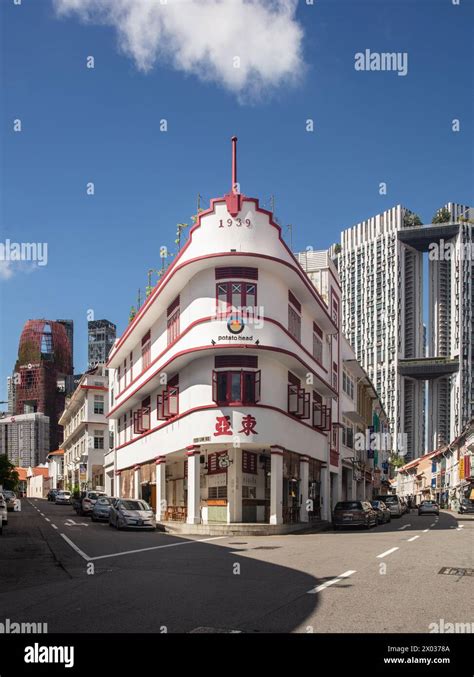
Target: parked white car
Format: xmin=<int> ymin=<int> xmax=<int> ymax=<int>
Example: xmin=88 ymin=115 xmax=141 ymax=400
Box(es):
xmin=55 ymin=490 xmax=72 ymax=505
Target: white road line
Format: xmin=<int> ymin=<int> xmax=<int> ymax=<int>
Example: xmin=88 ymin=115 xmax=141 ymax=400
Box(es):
xmin=51 ymin=524 xmax=58 ymax=530
xmin=430 ymin=523 xmax=436 ymax=527
xmin=376 ymin=547 xmax=399 ymax=559
xmin=407 ymin=535 xmax=420 ymax=542
xmin=422 ymin=528 xmax=429 ymax=533
xmin=45 ymin=518 xmax=51 ymax=522
xmin=60 ymin=534 xmax=91 ymax=561
xmin=40 ymin=513 xmax=45 ymax=517
xmin=458 ymin=524 xmax=464 ymax=529
xmin=398 ymin=524 xmax=410 ymax=530
xmin=307 ymin=570 xmax=356 ymax=594
xmin=89 ymin=536 xmax=227 ymax=562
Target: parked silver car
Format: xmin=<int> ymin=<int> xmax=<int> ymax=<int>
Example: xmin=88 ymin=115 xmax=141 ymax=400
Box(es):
xmin=109 ymin=499 xmax=156 ymax=530
xmin=55 ymin=490 xmax=72 ymax=505
xmin=91 ymin=496 xmax=117 ymax=522
xmin=374 ymin=494 xmax=403 ymax=517
xmin=418 ymin=500 xmax=439 ymax=516
xmin=2 ymin=490 xmax=17 ymax=511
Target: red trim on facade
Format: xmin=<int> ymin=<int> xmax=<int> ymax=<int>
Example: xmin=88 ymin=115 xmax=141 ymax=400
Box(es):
xmin=114 ymin=402 xmax=329 ymax=453
xmin=109 ymin=335 xmax=334 ymax=418
xmin=107 ymin=196 xmax=337 ymax=363
xmin=155 ymin=456 xmax=167 ymax=465
xmin=80 ymin=385 xmax=108 ymax=391
xmin=114 ymin=313 xmax=329 ymax=403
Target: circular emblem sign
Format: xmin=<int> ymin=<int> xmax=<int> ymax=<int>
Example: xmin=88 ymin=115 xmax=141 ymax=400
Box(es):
xmin=218 ymin=455 xmax=231 ymax=469
xmin=227 ymin=315 xmax=245 ymax=334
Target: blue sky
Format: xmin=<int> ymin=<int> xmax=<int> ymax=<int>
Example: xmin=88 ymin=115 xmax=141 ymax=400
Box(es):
xmin=1 ymin=0 xmax=473 ymax=402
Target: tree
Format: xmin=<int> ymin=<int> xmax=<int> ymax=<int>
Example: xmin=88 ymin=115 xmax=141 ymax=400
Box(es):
xmin=333 ymin=243 xmax=342 ymax=254
xmin=389 ymin=454 xmax=405 ymax=469
xmin=0 ymin=454 xmax=19 ymax=490
xmin=403 ymin=212 xmax=422 ymax=227
xmin=432 ymin=207 xmax=451 ymax=224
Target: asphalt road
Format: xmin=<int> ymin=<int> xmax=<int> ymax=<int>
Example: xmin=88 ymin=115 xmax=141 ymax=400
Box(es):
xmin=1 ymin=498 xmax=472 ymax=633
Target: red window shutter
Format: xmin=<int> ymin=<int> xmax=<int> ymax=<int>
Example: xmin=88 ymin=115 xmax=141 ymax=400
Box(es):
xmin=208 ymin=453 xmax=218 ymax=474
xmin=215 ymin=355 xmax=258 ymax=369
xmin=215 ymin=267 xmax=258 ymax=280
xmin=288 ymin=371 xmax=301 ymax=387
xmin=288 ymin=291 xmax=301 ymax=312
xmin=242 ymin=450 xmax=257 ymax=474
xmin=167 ymin=296 xmax=180 ymax=316
xmin=212 ymin=370 xmax=218 ymax=403
xmin=133 ymin=411 xmax=139 ymax=434
xmin=141 ymin=407 xmax=150 ymax=432
xmin=142 ymin=330 xmax=151 ymax=345
xmin=313 ymin=322 xmax=323 ymax=338
xmin=313 ymin=401 xmax=323 ymax=428
xmin=168 ymin=387 xmax=179 ymax=416
xmin=254 ymin=370 xmax=261 ymax=403
xmin=302 ymin=392 xmax=310 ymax=420
xmin=157 ymin=394 xmax=166 ymax=421
xmin=168 ymin=374 xmax=179 ymax=387
xmin=288 ymin=384 xmax=300 ymax=414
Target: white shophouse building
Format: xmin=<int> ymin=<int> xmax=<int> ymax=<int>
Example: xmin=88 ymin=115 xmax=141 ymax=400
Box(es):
xmin=107 ymin=139 xmax=343 ymax=529
xmin=59 ymin=365 xmax=108 ymax=491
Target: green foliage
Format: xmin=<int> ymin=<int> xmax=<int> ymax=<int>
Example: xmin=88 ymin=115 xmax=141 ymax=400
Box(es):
xmin=0 ymin=454 xmax=19 ymax=490
xmin=432 ymin=207 xmax=451 ymax=224
xmin=334 ymin=243 xmax=342 ymax=254
xmin=403 ymin=212 xmax=422 ymax=227
xmin=389 ymin=454 xmax=405 ymax=469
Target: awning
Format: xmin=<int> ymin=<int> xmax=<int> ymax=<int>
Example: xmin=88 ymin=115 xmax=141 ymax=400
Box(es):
xmin=342 ymin=409 xmax=367 ymax=426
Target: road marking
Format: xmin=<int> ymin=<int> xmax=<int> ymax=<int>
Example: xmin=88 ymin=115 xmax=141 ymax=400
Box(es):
xmin=376 ymin=547 xmax=399 ymax=559
xmin=51 ymin=524 xmax=58 ymax=530
xmin=307 ymin=570 xmax=356 ymax=594
xmin=422 ymin=528 xmax=429 ymax=533
xmin=458 ymin=524 xmax=464 ymax=529
xmin=407 ymin=535 xmax=420 ymax=542
xmin=398 ymin=524 xmax=410 ymax=530
xmin=64 ymin=519 xmax=88 ymax=527
xmin=430 ymin=523 xmax=436 ymax=527
xmin=45 ymin=518 xmax=51 ymax=522
xmin=89 ymin=536 xmax=227 ymax=562
xmin=60 ymin=534 xmax=91 ymax=561
xmin=40 ymin=513 xmax=45 ymax=517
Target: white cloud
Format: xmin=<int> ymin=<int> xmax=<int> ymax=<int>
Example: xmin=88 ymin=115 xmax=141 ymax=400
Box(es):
xmin=53 ymin=0 xmax=305 ymax=101
xmin=0 ymin=261 xmax=14 ymax=280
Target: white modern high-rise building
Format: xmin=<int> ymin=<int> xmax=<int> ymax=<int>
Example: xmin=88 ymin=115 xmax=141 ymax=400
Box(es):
xmin=326 ymin=203 xmax=472 ymax=460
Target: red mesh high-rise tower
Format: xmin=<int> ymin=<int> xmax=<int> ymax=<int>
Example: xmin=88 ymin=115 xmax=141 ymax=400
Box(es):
xmin=15 ymin=320 xmax=73 ymax=452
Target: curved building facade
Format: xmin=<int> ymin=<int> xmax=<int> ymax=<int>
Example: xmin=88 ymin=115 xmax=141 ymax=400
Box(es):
xmin=107 ymin=141 xmax=341 ymax=527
